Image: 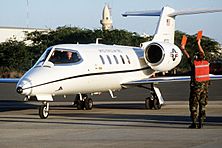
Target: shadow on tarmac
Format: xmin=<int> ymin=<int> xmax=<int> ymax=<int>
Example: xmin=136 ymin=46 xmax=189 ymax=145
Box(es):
xmin=0 ymin=101 xmax=221 ymax=129
xmin=0 ymin=102 xmax=147 ymax=112
xmin=0 ymin=112 xmax=221 ymax=129
xmin=0 ymin=101 xmax=37 ymax=112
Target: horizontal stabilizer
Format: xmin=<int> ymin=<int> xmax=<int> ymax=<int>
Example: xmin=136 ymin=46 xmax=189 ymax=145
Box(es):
xmin=122 ymin=8 xmax=222 ymax=17
xmin=169 ymin=8 xmax=222 ymax=17
xmin=122 ymin=10 xmax=161 ymax=17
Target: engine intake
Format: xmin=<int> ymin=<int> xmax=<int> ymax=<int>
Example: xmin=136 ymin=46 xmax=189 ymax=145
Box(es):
xmin=144 ymin=42 xmax=182 ymax=72
xmin=145 ymin=43 xmax=164 ymax=65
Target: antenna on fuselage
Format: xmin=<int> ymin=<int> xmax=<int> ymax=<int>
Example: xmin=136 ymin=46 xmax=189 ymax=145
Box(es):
xmin=96 ymin=38 xmax=102 ymax=44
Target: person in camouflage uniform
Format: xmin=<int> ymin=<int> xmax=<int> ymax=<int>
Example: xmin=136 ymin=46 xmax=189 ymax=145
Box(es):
xmin=189 ymin=77 xmax=209 ymax=128
xmin=180 ymin=38 xmax=209 ymax=129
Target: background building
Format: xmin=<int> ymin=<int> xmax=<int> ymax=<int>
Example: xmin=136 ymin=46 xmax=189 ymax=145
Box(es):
xmin=0 ymin=26 xmax=49 ymax=44
xmin=100 ymin=4 xmax=113 ymax=30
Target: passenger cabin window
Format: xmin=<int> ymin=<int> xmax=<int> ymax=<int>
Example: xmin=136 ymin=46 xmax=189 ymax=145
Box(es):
xmin=113 ymin=55 xmax=119 ymax=64
xmin=100 ymin=55 xmax=105 ymax=64
xmin=99 ymin=54 xmax=130 ymax=65
xmin=120 ymin=55 xmax=125 ymax=64
xmin=49 ymin=49 xmax=81 ymax=64
xmin=107 ymin=55 xmax=112 ymax=64
xmin=126 ymin=55 xmax=131 ymax=64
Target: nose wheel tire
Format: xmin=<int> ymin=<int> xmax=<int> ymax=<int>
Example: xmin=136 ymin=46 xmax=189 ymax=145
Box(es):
xmin=39 ymin=103 xmax=49 ymax=119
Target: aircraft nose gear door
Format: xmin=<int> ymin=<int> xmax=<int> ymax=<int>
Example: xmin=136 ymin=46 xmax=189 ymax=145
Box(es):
xmin=145 ymin=84 xmax=164 ymax=110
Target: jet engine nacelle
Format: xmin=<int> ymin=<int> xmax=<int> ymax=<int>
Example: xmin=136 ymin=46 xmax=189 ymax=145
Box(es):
xmin=143 ymin=42 xmax=182 ymax=72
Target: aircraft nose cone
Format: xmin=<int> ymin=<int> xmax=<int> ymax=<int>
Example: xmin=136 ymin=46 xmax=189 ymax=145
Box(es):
xmin=16 ymin=79 xmax=32 ymax=95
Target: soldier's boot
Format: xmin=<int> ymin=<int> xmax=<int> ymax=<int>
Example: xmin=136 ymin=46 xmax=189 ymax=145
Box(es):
xmin=189 ymin=118 xmax=198 ymax=129
xmin=189 ymin=122 xmax=198 ymax=129
xmin=189 ymin=112 xmax=198 ymax=129
xmin=198 ymin=119 xmax=203 ymax=129
xmin=198 ymin=111 xmax=206 ymax=129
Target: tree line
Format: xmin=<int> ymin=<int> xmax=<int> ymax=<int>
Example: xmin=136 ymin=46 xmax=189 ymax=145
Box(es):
xmin=0 ymin=26 xmax=221 ymax=77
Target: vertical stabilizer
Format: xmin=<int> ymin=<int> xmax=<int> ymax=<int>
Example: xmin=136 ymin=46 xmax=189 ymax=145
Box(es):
xmin=152 ymin=7 xmax=175 ymax=43
xmin=122 ymin=6 xmax=176 ymax=44
xmin=122 ymin=6 xmax=222 ymax=44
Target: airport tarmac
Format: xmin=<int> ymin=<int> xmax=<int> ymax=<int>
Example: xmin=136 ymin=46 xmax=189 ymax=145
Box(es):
xmin=0 ymin=101 xmax=222 ymax=148
xmin=1 ymin=80 xmax=222 ymax=102
xmin=0 ymin=80 xmax=222 ymax=147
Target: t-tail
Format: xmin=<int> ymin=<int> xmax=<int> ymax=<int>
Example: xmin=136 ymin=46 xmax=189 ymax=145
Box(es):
xmin=122 ymin=6 xmax=222 ymax=73
xmin=122 ymin=6 xmax=222 ymax=44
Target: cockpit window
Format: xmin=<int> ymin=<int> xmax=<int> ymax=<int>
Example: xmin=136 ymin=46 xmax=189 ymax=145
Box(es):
xmin=49 ymin=49 xmax=82 ymax=64
xmin=34 ymin=47 xmax=82 ymax=67
xmin=35 ymin=47 xmax=52 ymax=66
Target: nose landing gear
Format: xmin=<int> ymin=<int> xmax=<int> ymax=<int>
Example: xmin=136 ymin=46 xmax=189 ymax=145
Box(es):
xmin=39 ymin=102 xmax=49 ymax=119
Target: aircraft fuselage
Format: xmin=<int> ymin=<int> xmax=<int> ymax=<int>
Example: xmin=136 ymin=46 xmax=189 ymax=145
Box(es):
xmin=16 ymin=44 xmax=154 ymax=98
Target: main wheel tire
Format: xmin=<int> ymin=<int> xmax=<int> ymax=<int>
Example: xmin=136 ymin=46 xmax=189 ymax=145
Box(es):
xmin=77 ymin=100 xmax=85 ymax=110
xmin=153 ymin=98 xmax=161 ymax=110
xmin=145 ymin=97 xmax=153 ymax=109
xmin=85 ymin=98 xmax=93 ymax=110
xmin=39 ymin=105 xmax=49 ymax=119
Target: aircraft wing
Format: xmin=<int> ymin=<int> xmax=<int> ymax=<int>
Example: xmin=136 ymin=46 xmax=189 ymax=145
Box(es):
xmin=121 ymin=74 xmax=222 ymax=86
xmin=0 ymin=78 xmax=20 ymax=83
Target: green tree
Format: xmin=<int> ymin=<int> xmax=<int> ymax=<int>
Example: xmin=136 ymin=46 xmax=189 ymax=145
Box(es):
xmin=0 ymin=39 xmax=31 ymax=72
xmin=1 ymin=26 xmax=221 ymax=77
xmin=25 ymin=27 xmax=150 ymax=64
xmin=175 ymin=30 xmax=222 ymax=73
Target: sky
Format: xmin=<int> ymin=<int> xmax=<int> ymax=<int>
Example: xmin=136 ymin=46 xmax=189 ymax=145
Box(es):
xmin=0 ymin=0 xmax=222 ymax=43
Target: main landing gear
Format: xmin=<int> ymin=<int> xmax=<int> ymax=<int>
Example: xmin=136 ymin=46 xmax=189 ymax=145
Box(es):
xmin=144 ymin=84 xmax=164 ymax=110
xmin=73 ymin=94 xmax=93 ymax=110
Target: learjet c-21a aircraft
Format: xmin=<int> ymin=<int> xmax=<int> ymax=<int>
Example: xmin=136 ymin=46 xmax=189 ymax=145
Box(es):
xmin=1 ymin=6 xmax=222 ymax=119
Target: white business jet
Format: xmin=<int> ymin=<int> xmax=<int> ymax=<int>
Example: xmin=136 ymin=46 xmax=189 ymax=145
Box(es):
xmin=1 ymin=6 xmax=222 ymax=119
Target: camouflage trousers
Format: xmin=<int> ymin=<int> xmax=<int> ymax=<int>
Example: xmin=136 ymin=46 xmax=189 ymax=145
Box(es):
xmin=189 ymin=85 xmax=208 ymax=124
